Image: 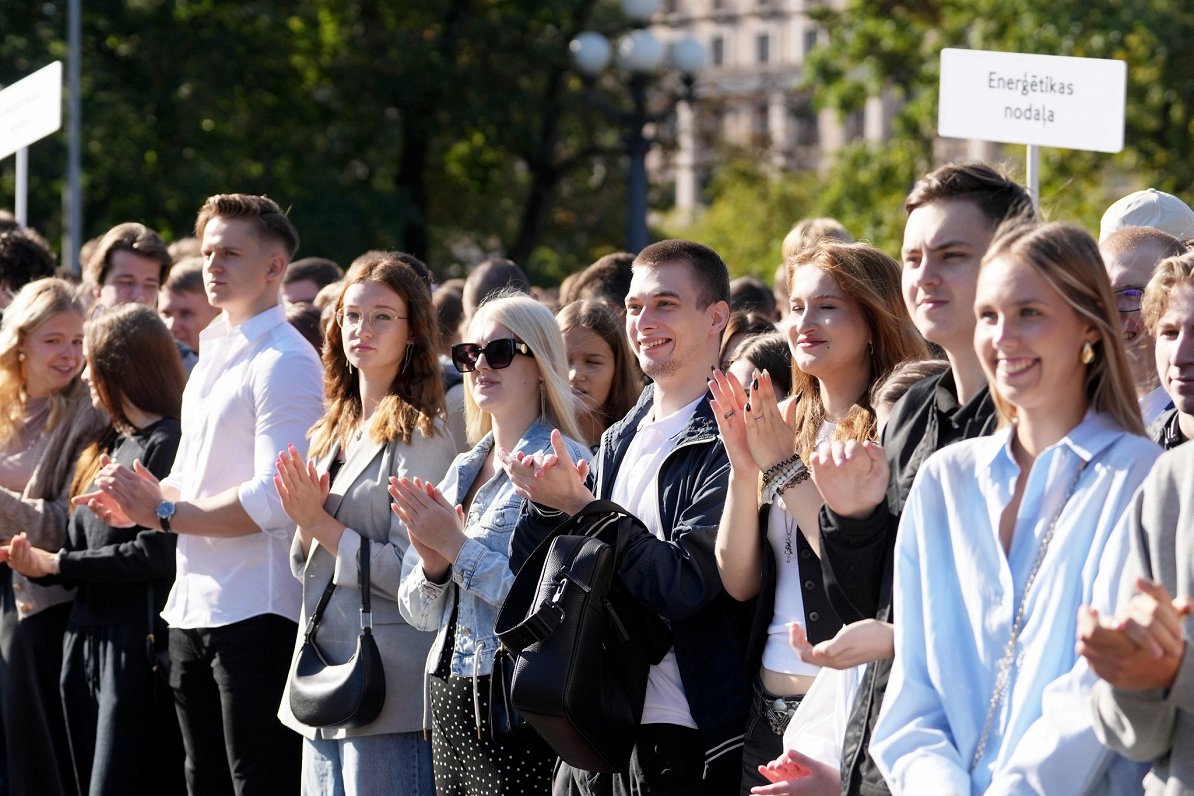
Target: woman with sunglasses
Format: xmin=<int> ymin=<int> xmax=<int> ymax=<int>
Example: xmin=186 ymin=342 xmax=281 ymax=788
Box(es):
xmin=273 ymin=253 xmax=459 ymax=795
xmin=393 ymin=292 xmax=588 ymax=796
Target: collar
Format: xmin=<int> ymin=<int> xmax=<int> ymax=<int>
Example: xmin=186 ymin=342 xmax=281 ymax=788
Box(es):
xmin=199 ymin=304 xmax=287 ymax=345
xmin=980 ymin=409 xmax=1124 ymax=474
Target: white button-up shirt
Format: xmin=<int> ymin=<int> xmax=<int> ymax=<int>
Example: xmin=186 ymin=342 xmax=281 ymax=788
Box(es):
xmin=160 ymin=304 xmax=323 ymax=629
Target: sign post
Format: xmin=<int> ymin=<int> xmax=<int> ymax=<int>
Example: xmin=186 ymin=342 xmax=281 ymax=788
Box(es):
xmin=938 ymin=48 xmax=1126 ymax=208
xmin=0 ymin=61 xmax=64 ymax=227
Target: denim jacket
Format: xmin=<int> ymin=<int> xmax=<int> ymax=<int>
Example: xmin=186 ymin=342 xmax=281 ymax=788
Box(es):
xmin=397 ymin=418 xmax=590 ymax=683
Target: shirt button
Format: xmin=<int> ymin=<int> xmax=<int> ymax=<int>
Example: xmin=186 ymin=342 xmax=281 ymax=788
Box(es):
xmin=804 ymin=580 xmax=815 ymax=590
xmin=809 ymin=611 xmax=820 ymax=622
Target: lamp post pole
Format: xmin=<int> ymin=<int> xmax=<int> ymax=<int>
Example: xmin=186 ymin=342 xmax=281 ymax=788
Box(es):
xmin=571 ymin=1 xmax=704 ymax=254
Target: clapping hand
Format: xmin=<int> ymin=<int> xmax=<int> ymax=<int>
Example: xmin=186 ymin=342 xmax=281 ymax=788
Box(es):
xmin=388 ymin=476 xmax=466 ymax=580
xmin=1077 ymin=579 xmax=1192 ymax=691
xmin=751 ymin=749 xmax=839 ymax=795
xmin=497 ymin=429 xmax=593 ymax=516
xmin=808 ymin=439 xmax=889 ymax=520
xmin=273 ymin=444 xmax=332 ymax=531
xmin=71 ymin=454 xmax=136 ymax=527
xmin=2 ymin=533 xmax=58 ymax=578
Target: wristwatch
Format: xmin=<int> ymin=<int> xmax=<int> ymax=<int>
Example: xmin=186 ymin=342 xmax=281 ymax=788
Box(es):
xmin=155 ymin=500 xmax=177 ymax=533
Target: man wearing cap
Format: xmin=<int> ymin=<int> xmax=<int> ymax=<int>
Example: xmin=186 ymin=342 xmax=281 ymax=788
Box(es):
xmin=1100 ymin=188 xmax=1194 ymax=243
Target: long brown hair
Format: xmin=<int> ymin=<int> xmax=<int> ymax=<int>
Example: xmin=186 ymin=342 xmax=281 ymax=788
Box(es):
xmin=981 ymin=221 xmax=1145 ymax=436
xmin=71 ymin=304 xmax=184 ymax=498
xmin=0 ymin=278 xmax=86 ymax=447
xmin=309 ymin=253 xmax=446 ymax=457
xmin=784 ymin=241 xmax=929 ymax=459
xmin=556 ymin=299 xmax=643 ymax=441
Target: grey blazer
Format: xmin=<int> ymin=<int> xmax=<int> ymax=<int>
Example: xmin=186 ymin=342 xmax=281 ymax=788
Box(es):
xmin=278 ymin=421 xmax=458 ymax=739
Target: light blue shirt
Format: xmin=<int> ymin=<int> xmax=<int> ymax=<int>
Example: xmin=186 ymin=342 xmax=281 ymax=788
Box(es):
xmin=873 ymin=411 xmax=1159 ymax=796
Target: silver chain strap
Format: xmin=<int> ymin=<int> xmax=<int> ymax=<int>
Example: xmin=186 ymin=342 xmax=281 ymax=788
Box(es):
xmin=969 ymin=461 xmax=1087 ymax=772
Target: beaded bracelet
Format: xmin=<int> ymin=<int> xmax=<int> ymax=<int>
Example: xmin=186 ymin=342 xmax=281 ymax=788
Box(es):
xmin=761 ymin=458 xmax=809 ymax=505
xmin=761 ymin=453 xmax=802 ymax=486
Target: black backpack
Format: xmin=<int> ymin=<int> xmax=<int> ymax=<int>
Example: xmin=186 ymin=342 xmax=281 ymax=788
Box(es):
xmin=495 ymin=501 xmax=669 ymax=773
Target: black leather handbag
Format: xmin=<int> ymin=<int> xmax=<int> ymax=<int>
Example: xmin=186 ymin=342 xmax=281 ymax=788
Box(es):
xmin=495 ymin=502 xmax=669 ymax=773
xmin=289 ymin=539 xmax=386 ymax=728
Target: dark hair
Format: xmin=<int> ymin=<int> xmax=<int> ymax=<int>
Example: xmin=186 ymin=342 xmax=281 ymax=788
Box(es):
xmin=720 ymin=310 xmax=776 ymax=367
xmin=556 ymin=298 xmax=643 ymax=439
xmin=285 ymin=302 xmax=323 ymax=351
xmin=0 ymin=228 xmax=56 ymax=293
xmin=0 ymin=211 xmax=18 ymax=235
xmin=283 ymin=257 xmax=343 ymax=289
xmin=310 ymin=252 xmax=446 ymax=456
xmin=904 ymin=162 xmax=1035 ymax=227
xmin=194 ymin=194 xmax=300 ymax=259
xmin=462 ymin=258 xmax=531 ymax=314
xmin=983 ymin=221 xmax=1143 ymax=436
xmin=729 ymin=332 xmax=793 ymax=398
xmin=729 ymin=276 xmax=778 ymax=317
xmin=87 ymin=304 xmax=183 ymax=431
xmin=433 ymin=284 xmax=464 ymax=345
xmin=162 ymin=257 xmax=204 ymax=294
xmin=870 ymin=358 xmax=950 ymax=413
xmin=83 ymin=222 xmax=172 ymax=288
xmin=571 ymin=252 xmax=636 ymax=310
xmin=634 ymin=239 xmax=730 ymax=309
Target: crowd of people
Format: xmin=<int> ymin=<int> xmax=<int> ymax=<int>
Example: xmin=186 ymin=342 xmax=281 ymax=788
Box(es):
xmin=0 ymin=163 xmax=1189 ymax=796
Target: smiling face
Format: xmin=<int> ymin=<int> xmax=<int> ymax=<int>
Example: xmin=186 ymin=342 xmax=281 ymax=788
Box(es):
xmin=21 ymin=310 xmax=85 ymax=399
xmin=974 ymin=255 xmax=1097 ymax=420
xmin=785 ymin=264 xmax=870 ymax=382
xmin=1153 ymin=282 xmax=1194 ymax=416
xmin=340 ymin=280 xmax=410 ymax=382
xmin=564 ymin=325 xmax=615 ymax=413
xmin=625 ymin=261 xmax=725 ymax=387
xmin=902 ymin=198 xmax=996 ymax=354
xmin=463 ymin=315 xmax=541 ymax=426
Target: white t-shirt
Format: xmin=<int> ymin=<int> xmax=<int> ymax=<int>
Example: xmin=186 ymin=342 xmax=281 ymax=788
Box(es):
xmin=608 ymin=395 xmax=705 ymax=729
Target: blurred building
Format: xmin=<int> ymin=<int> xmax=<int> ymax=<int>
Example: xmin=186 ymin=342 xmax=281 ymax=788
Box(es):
xmin=649 ymin=0 xmax=899 ymax=215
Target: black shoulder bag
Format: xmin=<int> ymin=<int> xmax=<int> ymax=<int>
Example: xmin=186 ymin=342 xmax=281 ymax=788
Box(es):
xmin=289 ymin=539 xmax=386 ymax=728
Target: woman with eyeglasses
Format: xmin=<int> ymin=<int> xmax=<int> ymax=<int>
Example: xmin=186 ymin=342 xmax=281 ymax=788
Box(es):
xmin=393 ymin=292 xmax=589 ymax=796
xmin=273 ymin=253 xmax=459 ymax=796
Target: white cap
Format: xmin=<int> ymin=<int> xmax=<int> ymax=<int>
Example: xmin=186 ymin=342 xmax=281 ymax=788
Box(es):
xmin=1099 ymin=188 xmax=1194 ymax=243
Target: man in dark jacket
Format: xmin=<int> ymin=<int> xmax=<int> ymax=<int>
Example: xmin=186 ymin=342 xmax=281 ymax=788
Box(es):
xmin=504 ymin=239 xmax=751 ymax=794
xmin=810 ymin=163 xmax=1032 ymax=796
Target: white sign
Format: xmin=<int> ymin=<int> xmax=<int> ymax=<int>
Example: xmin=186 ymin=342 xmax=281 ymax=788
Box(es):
xmin=938 ymin=48 xmax=1125 ymax=153
xmin=0 ymin=61 xmax=63 ymax=160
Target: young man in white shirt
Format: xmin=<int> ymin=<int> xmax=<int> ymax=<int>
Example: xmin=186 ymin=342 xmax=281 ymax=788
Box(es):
xmin=505 ymin=240 xmax=749 ymax=794
xmin=86 ymin=194 xmax=323 ymax=794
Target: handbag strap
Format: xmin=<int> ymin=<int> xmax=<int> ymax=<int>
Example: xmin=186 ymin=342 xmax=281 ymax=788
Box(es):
xmin=969 ymin=460 xmax=1087 ymax=771
xmin=304 ymin=538 xmax=373 ymax=641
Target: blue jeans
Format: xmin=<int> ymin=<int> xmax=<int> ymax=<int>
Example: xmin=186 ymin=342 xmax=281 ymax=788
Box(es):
xmin=302 ymin=731 xmax=434 ymax=796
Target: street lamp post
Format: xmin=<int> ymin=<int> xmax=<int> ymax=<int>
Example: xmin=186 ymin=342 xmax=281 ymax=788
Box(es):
xmin=570 ymin=1 xmax=704 ymax=254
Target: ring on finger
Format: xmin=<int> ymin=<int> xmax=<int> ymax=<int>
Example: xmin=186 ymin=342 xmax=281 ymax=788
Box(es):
xmin=724 ymin=409 xmax=736 ymax=419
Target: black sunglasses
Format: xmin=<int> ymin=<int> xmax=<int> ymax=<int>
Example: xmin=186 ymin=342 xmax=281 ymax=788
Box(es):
xmin=450 ymin=338 xmax=535 ymax=373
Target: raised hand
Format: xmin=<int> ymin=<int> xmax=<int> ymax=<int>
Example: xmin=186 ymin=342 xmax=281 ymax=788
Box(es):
xmin=273 ymin=444 xmax=332 ymax=531
xmin=93 ymin=459 xmax=165 ymax=529
xmin=742 ymin=369 xmax=799 ymax=472
xmin=496 ymin=429 xmax=593 ymax=515
xmin=709 ymin=369 xmax=756 ymax=473
xmin=807 ymin=439 xmax=889 ymax=520
xmin=388 ymin=476 xmax=467 ymax=571
xmin=791 ymin=618 xmax=894 ymax=670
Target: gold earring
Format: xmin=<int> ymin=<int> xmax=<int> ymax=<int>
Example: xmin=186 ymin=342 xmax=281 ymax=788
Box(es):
xmin=1081 ymin=341 xmax=1095 ymax=365
xmin=17 ymin=352 xmax=25 ymax=362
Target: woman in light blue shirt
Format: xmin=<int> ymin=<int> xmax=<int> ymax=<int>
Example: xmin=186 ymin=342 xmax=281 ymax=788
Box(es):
xmin=872 ymin=222 xmax=1160 ymax=795
xmin=393 ymin=293 xmax=589 ymax=796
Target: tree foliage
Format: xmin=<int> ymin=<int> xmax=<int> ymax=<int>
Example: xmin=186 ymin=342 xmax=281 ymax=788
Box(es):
xmin=0 ymin=0 xmax=644 ymax=281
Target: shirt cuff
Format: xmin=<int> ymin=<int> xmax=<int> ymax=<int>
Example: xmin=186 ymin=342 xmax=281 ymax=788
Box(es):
xmin=236 ymin=479 xmax=286 ymax=537
xmin=453 ymin=537 xmax=486 ymax=591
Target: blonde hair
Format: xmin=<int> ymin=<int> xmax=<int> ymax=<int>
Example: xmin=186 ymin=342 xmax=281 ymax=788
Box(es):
xmin=784 ymin=241 xmax=929 ymax=459
xmin=1142 ymin=251 xmax=1194 ymax=334
xmin=982 ymin=221 xmax=1145 ymax=436
xmin=463 ymin=292 xmax=583 ymax=445
xmin=0 ymin=278 xmax=86 ymax=447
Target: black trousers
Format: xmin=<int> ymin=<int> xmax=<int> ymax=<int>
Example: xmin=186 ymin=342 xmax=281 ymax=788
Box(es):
xmin=554 ymin=724 xmax=741 ymax=796
xmin=0 ymin=568 xmax=76 ymax=796
xmin=60 ymin=619 xmax=185 ymax=796
xmin=168 ymin=614 xmax=300 ymax=796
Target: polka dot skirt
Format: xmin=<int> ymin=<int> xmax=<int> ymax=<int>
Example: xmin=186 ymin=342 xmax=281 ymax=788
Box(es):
xmin=429 ymin=672 xmax=555 ymax=795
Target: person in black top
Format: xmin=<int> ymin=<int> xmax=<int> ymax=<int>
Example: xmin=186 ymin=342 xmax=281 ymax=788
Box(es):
xmin=1142 ymin=250 xmax=1194 ymax=450
xmin=804 ymin=163 xmax=1032 ymax=796
xmin=6 ymin=304 xmax=185 ymax=795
